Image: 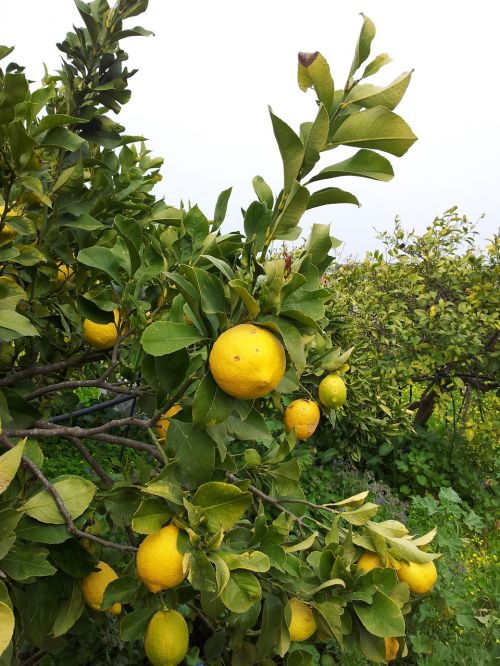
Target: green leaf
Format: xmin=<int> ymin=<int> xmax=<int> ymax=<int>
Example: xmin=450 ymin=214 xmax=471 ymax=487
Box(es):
xmin=184 ymin=205 xmax=209 ymax=251
xmin=140 ymin=321 xmax=205 ymax=356
xmin=220 ymin=550 xmax=270 ymax=573
xmin=167 ymin=421 xmax=215 ymax=487
xmin=228 ymin=279 xmax=260 ymax=319
xmin=244 ymin=201 xmax=273 ymax=248
xmin=349 ymin=14 xmax=376 ymax=79
xmin=328 ymin=107 xmax=417 ymax=157
xmin=40 ymin=127 xmax=85 ymax=151
xmin=273 ymin=181 xmax=310 ymax=240
xmin=297 ymin=52 xmax=334 ymax=111
xmin=189 ymin=550 xmax=217 ymax=592
xmin=59 ymin=213 xmax=104 ymax=231
xmin=120 ymin=608 xmax=157 ymax=642
xmin=33 ymin=114 xmax=87 ymax=136
xmin=192 ymin=482 xmax=252 ymax=532
xmin=131 ymin=498 xmax=173 ymax=534
xmin=308 ymin=149 xmax=394 ymax=183
xmin=0 ymin=46 xmax=14 ymax=62
xmin=0 ymin=509 xmax=21 ymax=540
xmin=20 ymin=476 xmax=97 ymax=524
xmin=0 ymin=601 xmax=14 ymax=657
xmin=101 ymin=576 xmax=140 ymax=610
xmin=51 ymin=162 xmax=84 ymax=193
xmin=52 ymin=581 xmax=84 ymax=637
xmin=361 ymin=53 xmax=392 ymax=79
xmin=0 ymin=310 xmax=39 ymax=340
xmin=213 ymin=187 xmax=232 ymax=231
xmin=192 ymin=373 xmax=235 ymax=429
xmin=227 ymin=409 xmax=272 ymax=442
xmin=0 ymin=546 xmax=56 ymax=580
xmin=143 ymin=465 xmax=183 ymax=505
xmin=312 ymin=600 xmax=343 ymax=645
xmin=353 ymin=591 xmax=405 ymax=637
xmin=15 ymin=516 xmax=70 ymax=544
xmin=0 ymin=439 xmax=25 ymax=494
xmin=221 ymin=571 xmax=262 ymax=613
xmin=258 ymin=316 xmax=306 ymax=375
xmin=307 ymin=187 xmax=360 ymax=209
xmin=346 ymin=71 xmax=413 ymax=111
xmin=300 ymin=104 xmax=330 ymax=177
xmin=269 ymin=108 xmax=305 ymax=192
xmin=252 ymin=176 xmax=274 ymax=209
xmin=77 ymin=246 xmax=123 ymax=284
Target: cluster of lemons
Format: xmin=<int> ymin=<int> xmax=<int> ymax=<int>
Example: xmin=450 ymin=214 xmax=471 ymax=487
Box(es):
xmin=77 ymin=312 xmax=428 ymax=664
xmin=357 ymin=549 xmax=438 ymax=661
xmin=82 ymin=524 xmax=189 ymax=666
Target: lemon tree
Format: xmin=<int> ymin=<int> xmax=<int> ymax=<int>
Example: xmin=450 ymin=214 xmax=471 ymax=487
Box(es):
xmin=0 ymin=2 xmax=439 ymax=664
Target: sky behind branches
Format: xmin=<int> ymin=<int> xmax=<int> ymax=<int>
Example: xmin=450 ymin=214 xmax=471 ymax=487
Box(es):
xmin=2 ymin=0 xmax=499 ymax=255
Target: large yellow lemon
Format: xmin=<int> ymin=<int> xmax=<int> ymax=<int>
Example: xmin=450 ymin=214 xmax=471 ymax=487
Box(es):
xmin=83 ymin=309 xmax=119 ymax=350
xmin=385 ymin=637 xmax=399 ymax=661
xmin=209 ymin=323 xmax=286 ymax=400
xmin=136 ymin=524 xmax=186 ymax=593
xmin=318 ymin=374 xmax=347 ymax=409
xmin=156 ymin=404 xmax=182 ymax=439
xmin=144 ymin=609 xmax=189 ymax=666
xmin=82 ymin=561 xmax=121 ymax=615
xmin=288 ymin=598 xmax=317 ymax=642
xmin=57 ymin=263 xmax=74 ymax=283
xmin=284 ymin=399 xmax=320 ymax=440
xmin=397 ymin=560 xmax=437 ymax=595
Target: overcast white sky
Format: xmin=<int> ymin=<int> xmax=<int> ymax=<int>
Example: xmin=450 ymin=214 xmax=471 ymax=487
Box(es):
xmin=2 ymin=0 xmax=499 ymax=255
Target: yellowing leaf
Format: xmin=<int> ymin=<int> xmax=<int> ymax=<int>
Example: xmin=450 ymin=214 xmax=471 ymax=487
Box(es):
xmin=0 ymin=439 xmax=26 ymax=495
xmin=20 ymin=476 xmax=96 ymax=524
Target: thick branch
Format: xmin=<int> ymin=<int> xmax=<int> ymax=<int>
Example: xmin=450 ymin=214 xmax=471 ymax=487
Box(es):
xmin=26 ymin=379 xmax=143 ymax=401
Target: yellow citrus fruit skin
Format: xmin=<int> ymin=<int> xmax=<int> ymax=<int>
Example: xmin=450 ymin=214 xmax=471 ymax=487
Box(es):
xmin=385 ymin=637 xmax=399 ymax=661
xmin=357 ymin=550 xmax=383 ymax=573
xmin=284 ymin=399 xmax=320 ymax=440
xmin=288 ymin=598 xmax=317 ymax=642
xmin=318 ymin=374 xmax=347 ymax=409
xmin=357 ymin=550 xmax=400 ymax=573
xmin=136 ymin=524 xmax=186 ymax=593
xmin=144 ymin=609 xmax=189 ymax=666
xmin=156 ymin=404 xmax=182 ymax=439
xmin=82 ymin=561 xmax=121 ymax=615
xmin=209 ymin=323 xmax=286 ymax=400
xmin=397 ymin=560 xmax=437 ymax=595
xmin=83 ymin=309 xmax=119 ymax=350
xmin=57 ymin=263 xmax=74 ymax=283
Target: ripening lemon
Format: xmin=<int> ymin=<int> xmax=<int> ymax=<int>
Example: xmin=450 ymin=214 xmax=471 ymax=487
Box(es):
xmin=144 ymin=609 xmax=188 ymax=666
xmin=82 ymin=561 xmax=121 ymax=615
xmin=209 ymin=323 xmax=286 ymax=400
xmin=357 ymin=550 xmax=400 ymax=573
xmin=284 ymin=399 xmax=320 ymax=440
xmin=57 ymin=263 xmax=74 ymax=283
xmin=288 ymin=598 xmax=317 ymax=642
xmin=136 ymin=524 xmax=186 ymax=593
xmin=385 ymin=637 xmax=399 ymax=661
xmin=83 ymin=309 xmax=119 ymax=350
xmin=156 ymin=404 xmax=182 ymax=439
xmin=397 ymin=560 xmax=437 ymax=595
xmin=318 ymin=374 xmax=347 ymax=409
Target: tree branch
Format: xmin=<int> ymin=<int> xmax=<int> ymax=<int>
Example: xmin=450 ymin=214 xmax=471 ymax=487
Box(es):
xmin=65 ymin=436 xmax=114 ymax=487
xmin=0 ymin=350 xmax=106 ymax=388
xmin=0 ymin=436 xmax=136 ymax=552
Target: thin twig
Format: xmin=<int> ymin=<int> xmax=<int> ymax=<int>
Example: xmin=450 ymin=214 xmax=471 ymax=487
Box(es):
xmin=49 ymin=393 xmax=136 ymax=423
xmin=0 ymin=350 xmax=105 ymax=388
xmin=26 ymin=379 xmax=143 ymax=401
xmin=0 ymin=436 xmax=136 ymax=552
xmin=226 ymin=472 xmax=313 ymax=532
xmin=65 ymin=436 xmax=114 ymax=487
